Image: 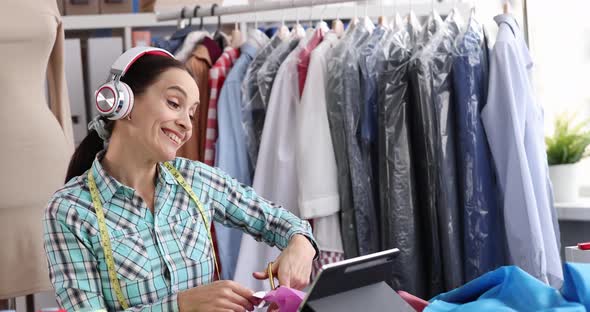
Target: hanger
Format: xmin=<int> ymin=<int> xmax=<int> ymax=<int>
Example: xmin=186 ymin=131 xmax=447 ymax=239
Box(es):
xmin=307 ymin=0 xmax=315 ymax=35
xmin=231 ymin=19 xmax=243 ymax=48
xmin=278 ymin=0 xmax=290 ymax=40
xmin=350 ymin=2 xmax=359 ymax=26
xmin=378 ymin=0 xmax=386 ymax=27
xmin=177 ymin=6 xmax=188 ymax=29
xmin=363 ymin=0 xmax=375 ymax=33
xmin=331 ymin=4 xmax=345 ymax=37
xmin=189 ymin=5 xmax=199 ymax=29
xmin=502 ymin=0 xmax=510 ymax=14
xmin=291 ymin=0 xmax=305 ymax=39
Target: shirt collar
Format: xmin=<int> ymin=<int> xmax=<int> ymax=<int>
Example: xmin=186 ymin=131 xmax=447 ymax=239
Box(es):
xmin=89 ymin=151 xmax=178 ymax=203
xmin=240 ymin=42 xmax=258 ymax=59
xmin=494 ymin=14 xmax=519 ymax=36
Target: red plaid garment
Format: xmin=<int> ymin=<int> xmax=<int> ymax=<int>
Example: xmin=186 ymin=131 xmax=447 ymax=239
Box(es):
xmin=204 ymin=48 xmax=240 ymax=166
xmin=312 ymin=250 xmax=345 ymax=278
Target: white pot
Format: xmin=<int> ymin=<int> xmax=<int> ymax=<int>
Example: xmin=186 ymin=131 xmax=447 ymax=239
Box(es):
xmin=549 ymin=163 xmax=580 ymax=203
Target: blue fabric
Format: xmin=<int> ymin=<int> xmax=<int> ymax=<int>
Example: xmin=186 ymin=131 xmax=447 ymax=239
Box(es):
xmin=426 ymin=266 xmax=585 ymax=312
xmin=214 ymin=43 xmax=259 ymax=280
xmin=153 ymin=26 xmax=194 ymax=54
xmin=453 ymin=16 xmax=505 ymax=282
xmin=562 ymin=263 xmax=590 ymax=311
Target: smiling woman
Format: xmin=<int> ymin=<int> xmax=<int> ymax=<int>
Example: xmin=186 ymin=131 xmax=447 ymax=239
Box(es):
xmin=44 ymin=48 xmax=318 ymax=312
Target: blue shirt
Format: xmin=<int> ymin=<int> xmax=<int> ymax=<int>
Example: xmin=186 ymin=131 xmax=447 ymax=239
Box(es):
xmin=214 ymin=42 xmax=259 ymax=280
xmin=481 ymin=14 xmax=562 ymax=287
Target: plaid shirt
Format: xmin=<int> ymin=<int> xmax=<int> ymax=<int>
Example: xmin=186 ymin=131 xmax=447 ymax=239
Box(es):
xmin=44 ymin=152 xmax=315 ymax=311
xmin=204 ymin=48 xmax=240 ymax=166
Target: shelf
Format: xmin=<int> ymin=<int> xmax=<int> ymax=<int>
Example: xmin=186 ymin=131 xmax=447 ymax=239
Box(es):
xmin=556 ymin=200 xmax=590 ymax=221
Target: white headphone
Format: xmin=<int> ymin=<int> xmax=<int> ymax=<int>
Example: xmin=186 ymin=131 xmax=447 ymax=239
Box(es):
xmin=94 ymin=47 xmax=174 ymax=120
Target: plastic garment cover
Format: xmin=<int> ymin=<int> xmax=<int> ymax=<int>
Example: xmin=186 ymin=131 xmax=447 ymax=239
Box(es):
xmin=325 ymin=22 xmax=369 ymax=259
xmin=257 ymin=38 xmax=301 ymax=108
xmin=342 ymin=19 xmax=379 ymax=256
xmin=417 ymin=12 xmax=444 ymax=50
xmin=425 ymin=266 xmax=585 ymax=312
xmin=377 ymin=26 xmax=424 ymax=298
xmin=452 ymin=14 xmax=505 ymax=283
xmin=241 ymin=36 xmax=282 ymax=174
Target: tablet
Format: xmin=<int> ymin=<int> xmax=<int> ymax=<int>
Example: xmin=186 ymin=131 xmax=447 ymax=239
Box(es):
xmin=298 ymin=248 xmax=414 ymax=312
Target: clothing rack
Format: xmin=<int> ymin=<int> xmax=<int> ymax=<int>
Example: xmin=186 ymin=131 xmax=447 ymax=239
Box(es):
xmin=156 ymin=0 xmax=360 ymax=22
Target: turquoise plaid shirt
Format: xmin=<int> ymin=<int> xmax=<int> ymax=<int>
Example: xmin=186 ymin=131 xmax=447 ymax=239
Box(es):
xmin=43 ymin=152 xmax=316 ymax=311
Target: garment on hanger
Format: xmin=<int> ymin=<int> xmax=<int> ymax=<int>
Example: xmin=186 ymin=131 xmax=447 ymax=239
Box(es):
xmin=233 ymin=38 xmax=308 ymax=291
xmin=296 ymin=31 xmax=344 ymax=272
xmin=428 ymin=10 xmax=465 ymax=291
xmin=204 ymin=47 xmax=240 ymax=167
xmin=177 ymin=37 xmax=221 ymax=162
xmin=417 ymin=11 xmax=444 ymax=50
xmin=215 ymin=38 xmax=266 ymax=280
xmin=377 ymin=26 xmax=424 ymax=298
xmin=325 ymin=23 xmax=363 ymax=259
xmin=297 ymin=24 xmax=327 ymax=96
xmin=481 ymin=14 xmax=562 ymax=288
xmin=241 ymin=35 xmax=283 ymax=175
xmin=453 ymin=14 xmax=505 ymax=283
xmin=408 ymin=17 xmax=445 ymax=298
xmin=257 ymin=37 xmax=301 ymax=109
xmin=174 ymin=30 xmax=210 ymax=63
xmin=154 ymin=25 xmax=195 ymax=54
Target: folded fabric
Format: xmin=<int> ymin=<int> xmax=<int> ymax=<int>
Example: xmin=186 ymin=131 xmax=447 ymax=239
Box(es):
xmin=262 ymin=287 xmax=306 ymax=312
xmin=425 ymin=266 xmax=585 ymax=312
xmin=562 ymin=262 xmax=590 ymax=311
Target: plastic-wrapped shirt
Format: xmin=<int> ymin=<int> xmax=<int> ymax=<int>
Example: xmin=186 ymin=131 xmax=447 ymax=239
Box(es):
xmin=377 ymin=25 xmax=424 ymax=297
xmin=452 ymin=14 xmax=505 ymax=283
xmin=241 ymin=35 xmax=283 ymax=175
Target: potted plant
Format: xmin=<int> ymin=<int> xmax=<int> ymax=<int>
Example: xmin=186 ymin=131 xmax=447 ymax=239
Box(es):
xmin=546 ymin=114 xmax=590 ymax=202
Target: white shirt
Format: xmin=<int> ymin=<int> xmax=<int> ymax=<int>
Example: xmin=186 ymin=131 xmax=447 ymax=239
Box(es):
xmin=295 ymin=32 xmax=343 ymax=253
xmin=482 ymin=14 xmax=562 ymax=287
xmin=233 ymin=39 xmax=307 ymax=291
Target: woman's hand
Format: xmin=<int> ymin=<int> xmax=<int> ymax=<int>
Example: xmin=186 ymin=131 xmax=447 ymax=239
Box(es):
xmin=253 ymin=234 xmax=316 ymax=290
xmin=177 ymin=280 xmax=258 ymax=312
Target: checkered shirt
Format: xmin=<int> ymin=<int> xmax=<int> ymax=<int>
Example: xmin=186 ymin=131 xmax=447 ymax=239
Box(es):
xmin=204 ymin=48 xmax=240 ymax=166
xmin=43 ymin=151 xmax=315 ymax=311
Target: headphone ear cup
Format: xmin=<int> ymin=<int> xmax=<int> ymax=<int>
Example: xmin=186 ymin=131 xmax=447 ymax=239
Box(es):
xmin=111 ymin=82 xmax=134 ymax=120
xmin=95 ymin=82 xmax=119 ymax=118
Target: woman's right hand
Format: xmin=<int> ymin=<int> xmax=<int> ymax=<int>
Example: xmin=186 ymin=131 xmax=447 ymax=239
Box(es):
xmin=178 ymin=280 xmax=257 ymax=312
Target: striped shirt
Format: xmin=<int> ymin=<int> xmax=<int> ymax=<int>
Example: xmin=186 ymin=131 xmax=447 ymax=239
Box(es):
xmin=43 ymin=151 xmax=316 ymax=311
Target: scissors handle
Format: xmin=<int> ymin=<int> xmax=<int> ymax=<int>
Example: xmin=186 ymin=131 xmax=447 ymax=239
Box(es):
xmin=267 ymin=262 xmax=277 ymax=290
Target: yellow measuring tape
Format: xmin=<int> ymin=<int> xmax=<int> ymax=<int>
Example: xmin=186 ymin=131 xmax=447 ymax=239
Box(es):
xmin=88 ymin=162 xmax=220 ymax=310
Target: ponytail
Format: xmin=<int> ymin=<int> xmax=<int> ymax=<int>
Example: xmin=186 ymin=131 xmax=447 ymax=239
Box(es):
xmin=64 ymin=129 xmax=104 ymax=183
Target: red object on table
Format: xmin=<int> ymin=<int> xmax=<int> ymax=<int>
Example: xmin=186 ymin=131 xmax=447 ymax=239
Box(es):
xmin=578 ymin=242 xmax=590 ymax=250
xmin=397 ymin=290 xmax=429 ymax=312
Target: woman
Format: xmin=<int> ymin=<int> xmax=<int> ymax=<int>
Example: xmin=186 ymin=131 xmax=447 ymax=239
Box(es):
xmin=43 ymin=47 xmax=317 ymax=311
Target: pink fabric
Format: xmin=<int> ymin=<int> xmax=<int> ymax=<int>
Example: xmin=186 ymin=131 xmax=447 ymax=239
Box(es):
xmin=204 ymin=48 xmax=240 ymax=166
xmin=297 ymin=28 xmax=325 ymax=97
xmin=263 ymin=287 xmax=307 ymax=312
xmin=397 ymin=290 xmax=429 ymax=312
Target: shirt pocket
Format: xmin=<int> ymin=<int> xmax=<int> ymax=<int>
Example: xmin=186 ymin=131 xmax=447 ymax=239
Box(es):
xmin=93 ymin=225 xmax=153 ymax=282
xmin=168 ymin=209 xmax=212 ymax=263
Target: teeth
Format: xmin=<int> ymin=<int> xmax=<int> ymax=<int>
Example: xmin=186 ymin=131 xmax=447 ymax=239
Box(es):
xmin=163 ymin=130 xmax=181 ymax=144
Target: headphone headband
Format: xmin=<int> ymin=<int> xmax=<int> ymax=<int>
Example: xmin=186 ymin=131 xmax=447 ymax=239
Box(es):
xmin=109 ymin=47 xmax=174 ymax=79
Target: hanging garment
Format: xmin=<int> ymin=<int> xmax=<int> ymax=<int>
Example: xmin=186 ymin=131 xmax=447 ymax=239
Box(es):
xmin=174 ymin=30 xmax=209 ymax=63
xmin=408 ymin=20 xmax=445 ymax=298
xmin=453 ymin=15 xmax=505 ymax=283
xmin=423 ymin=11 xmax=465 ymax=291
xmin=177 ymin=38 xmax=221 ymax=162
xmin=257 ymin=38 xmax=300 ymax=108
xmin=377 ymin=27 xmax=424 ymax=297
xmin=296 ymin=32 xmax=343 ymax=266
xmin=481 ymin=14 xmax=562 ymax=287
xmin=297 ymin=25 xmax=327 ymax=96
xmin=153 ymin=26 xmax=194 ymax=54
xmin=426 ymin=266 xmax=584 ymax=312
xmin=326 ymin=21 xmax=371 ymax=258
xmin=417 ymin=11 xmax=444 ymax=50
xmin=216 ymin=41 xmax=265 ymax=280
xmin=359 ymin=25 xmax=390 ymax=242
xmin=0 ymin=0 xmax=74 ymax=298
xmin=241 ymin=35 xmax=283 ymax=175
xmin=204 ymin=48 xmax=240 ymax=167
xmin=234 ymin=39 xmax=307 ymax=291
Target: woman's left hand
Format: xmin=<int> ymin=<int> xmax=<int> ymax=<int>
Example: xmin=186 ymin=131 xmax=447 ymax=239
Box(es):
xmin=253 ymin=234 xmax=316 ymax=290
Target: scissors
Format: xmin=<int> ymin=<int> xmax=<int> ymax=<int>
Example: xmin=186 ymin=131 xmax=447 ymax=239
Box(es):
xmin=267 ymin=262 xmax=278 ymax=290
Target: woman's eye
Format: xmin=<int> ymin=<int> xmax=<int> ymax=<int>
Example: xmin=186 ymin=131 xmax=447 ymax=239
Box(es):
xmin=189 ymin=115 xmax=195 ymax=121
xmin=167 ymin=100 xmax=180 ymax=108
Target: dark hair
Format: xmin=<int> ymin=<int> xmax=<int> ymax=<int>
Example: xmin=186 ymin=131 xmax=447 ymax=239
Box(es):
xmin=65 ymin=54 xmax=187 ymax=183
